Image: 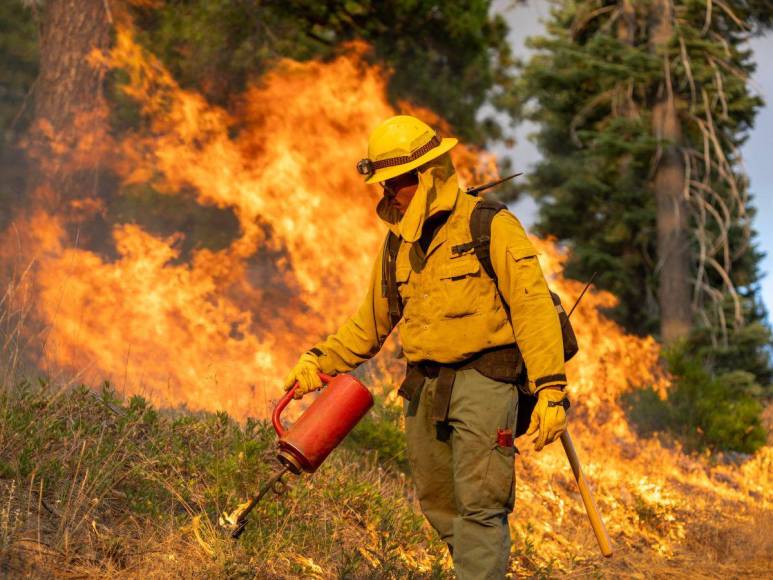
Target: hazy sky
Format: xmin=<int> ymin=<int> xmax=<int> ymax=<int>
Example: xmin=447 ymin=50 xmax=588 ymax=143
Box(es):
xmin=492 ymin=0 xmax=773 ymax=320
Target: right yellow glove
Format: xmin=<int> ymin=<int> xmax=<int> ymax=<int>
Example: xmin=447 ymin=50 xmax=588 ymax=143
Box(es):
xmin=526 ymin=387 xmax=569 ymax=451
xmin=283 ymin=351 xmax=323 ymax=399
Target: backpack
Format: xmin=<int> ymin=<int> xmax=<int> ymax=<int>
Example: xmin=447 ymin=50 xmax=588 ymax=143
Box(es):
xmin=383 ymin=196 xmax=579 ymax=436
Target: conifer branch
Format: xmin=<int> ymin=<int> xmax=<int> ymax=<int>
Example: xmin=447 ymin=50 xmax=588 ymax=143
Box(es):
xmin=569 ymin=88 xmax=617 ymax=147
xmin=708 ymin=30 xmax=732 ymax=58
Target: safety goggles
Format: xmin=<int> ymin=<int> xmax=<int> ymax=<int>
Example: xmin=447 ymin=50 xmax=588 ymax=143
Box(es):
xmin=382 ymin=170 xmax=418 ymax=199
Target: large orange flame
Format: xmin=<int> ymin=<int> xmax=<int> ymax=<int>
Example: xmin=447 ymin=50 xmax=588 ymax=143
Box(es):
xmin=7 ymin=31 xmax=494 ymax=417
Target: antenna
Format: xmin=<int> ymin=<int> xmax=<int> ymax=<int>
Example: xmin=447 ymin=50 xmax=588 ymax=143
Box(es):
xmin=466 ymin=172 xmax=523 ymax=196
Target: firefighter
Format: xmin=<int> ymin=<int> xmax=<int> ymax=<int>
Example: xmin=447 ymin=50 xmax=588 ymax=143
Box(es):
xmin=284 ymin=115 xmax=569 ymax=579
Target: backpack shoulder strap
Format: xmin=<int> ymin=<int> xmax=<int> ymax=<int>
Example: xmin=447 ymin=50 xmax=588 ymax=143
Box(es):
xmin=381 ymin=231 xmax=403 ymax=328
xmin=449 ymin=198 xmax=509 ymax=315
xmin=384 ymin=198 xmax=508 ymax=328
xmin=465 ymin=200 xmax=582 ymax=365
xmin=469 ymin=199 xmax=507 ymax=283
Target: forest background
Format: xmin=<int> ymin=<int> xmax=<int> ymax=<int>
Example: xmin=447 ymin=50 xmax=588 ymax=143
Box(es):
xmin=496 ymin=0 xmax=773 ymax=319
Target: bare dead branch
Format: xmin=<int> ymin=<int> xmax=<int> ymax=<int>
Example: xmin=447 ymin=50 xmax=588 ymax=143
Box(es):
xmin=571 ymin=4 xmax=618 ymax=38
xmin=708 ymin=57 xmax=729 ymax=119
xmin=678 ymin=35 xmax=697 ymax=108
xmin=701 ymin=0 xmax=713 ymax=35
xmin=714 ymin=0 xmax=747 ymax=29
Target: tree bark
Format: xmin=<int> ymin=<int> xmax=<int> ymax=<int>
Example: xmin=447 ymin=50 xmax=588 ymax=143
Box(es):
xmin=24 ymin=0 xmax=112 ymax=217
xmin=649 ymin=0 xmax=692 ymax=343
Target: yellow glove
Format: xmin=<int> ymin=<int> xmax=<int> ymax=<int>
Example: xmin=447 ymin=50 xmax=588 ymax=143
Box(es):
xmin=526 ymin=387 xmax=569 ymax=451
xmin=283 ymin=351 xmax=323 ymax=399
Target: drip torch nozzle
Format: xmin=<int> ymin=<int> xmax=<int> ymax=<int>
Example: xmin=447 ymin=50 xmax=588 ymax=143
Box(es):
xmin=223 ymin=465 xmax=291 ymax=540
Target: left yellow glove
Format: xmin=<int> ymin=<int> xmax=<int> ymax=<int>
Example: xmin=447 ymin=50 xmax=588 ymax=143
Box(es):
xmin=283 ymin=351 xmax=323 ymax=399
xmin=526 ymin=387 xmax=569 ymax=451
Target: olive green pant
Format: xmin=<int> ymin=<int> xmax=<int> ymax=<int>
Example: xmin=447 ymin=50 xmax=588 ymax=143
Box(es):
xmin=404 ymin=368 xmax=518 ymax=580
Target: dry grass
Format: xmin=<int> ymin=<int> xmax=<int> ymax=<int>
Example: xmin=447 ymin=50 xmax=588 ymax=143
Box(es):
xmin=0 ymin=379 xmax=449 ymax=578
xmin=1 ymin=377 xmax=769 ymax=579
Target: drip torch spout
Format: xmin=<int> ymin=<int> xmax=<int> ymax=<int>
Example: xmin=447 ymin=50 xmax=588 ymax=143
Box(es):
xmin=226 ymin=465 xmax=291 ymax=540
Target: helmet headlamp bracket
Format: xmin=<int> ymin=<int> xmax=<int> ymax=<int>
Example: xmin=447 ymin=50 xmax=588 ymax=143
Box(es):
xmin=356 ymin=158 xmax=374 ymax=177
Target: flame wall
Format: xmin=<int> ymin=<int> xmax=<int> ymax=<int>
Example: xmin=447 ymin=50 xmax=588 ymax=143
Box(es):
xmin=3 ymin=31 xmax=494 ymax=418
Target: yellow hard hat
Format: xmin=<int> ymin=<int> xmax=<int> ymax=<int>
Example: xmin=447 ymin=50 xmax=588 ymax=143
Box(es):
xmin=356 ymin=115 xmax=458 ymax=184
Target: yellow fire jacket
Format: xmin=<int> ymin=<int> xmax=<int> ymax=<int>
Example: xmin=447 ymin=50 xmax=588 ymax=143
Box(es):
xmin=311 ymin=154 xmax=567 ymax=394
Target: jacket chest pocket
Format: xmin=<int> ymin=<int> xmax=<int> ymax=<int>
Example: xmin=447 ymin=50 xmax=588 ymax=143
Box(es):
xmin=437 ymin=256 xmax=482 ymax=318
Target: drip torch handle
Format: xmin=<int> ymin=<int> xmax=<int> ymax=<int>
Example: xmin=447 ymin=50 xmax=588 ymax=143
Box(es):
xmin=272 ymin=372 xmax=334 ymax=437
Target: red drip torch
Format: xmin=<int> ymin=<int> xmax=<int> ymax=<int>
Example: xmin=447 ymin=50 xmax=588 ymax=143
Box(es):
xmin=225 ymin=372 xmax=373 ymax=538
xmin=273 ymin=372 xmax=374 ymax=474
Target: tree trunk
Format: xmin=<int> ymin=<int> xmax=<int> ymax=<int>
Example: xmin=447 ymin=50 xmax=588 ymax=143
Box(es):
xmin=649 ymin=0 xmax=692 ymax=343
xmin=25 ymin=0 xmax=111 ymax=217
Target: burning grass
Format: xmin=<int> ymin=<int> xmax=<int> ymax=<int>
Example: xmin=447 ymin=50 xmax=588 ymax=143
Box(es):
xmin=0 ymin=370 xmax=770 ymax=578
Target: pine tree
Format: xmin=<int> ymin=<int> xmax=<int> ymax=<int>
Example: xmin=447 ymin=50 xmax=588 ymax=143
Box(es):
xmin=505 ymin=0 xmax=772 ymax=450
xmin=508 ymin=0 xmax=771 ymax=340
xmin=24 ymin=0 xmax=112 ymax=214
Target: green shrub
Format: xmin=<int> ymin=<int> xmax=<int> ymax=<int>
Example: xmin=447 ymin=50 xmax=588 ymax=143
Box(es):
xmin=343 ymin=395 xmax=408 ymax=471
xmin=622 ymin=342 xmax=767 ymax=454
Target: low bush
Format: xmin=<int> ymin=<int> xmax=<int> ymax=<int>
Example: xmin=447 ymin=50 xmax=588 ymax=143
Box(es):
xmin=343 ymin=394 xmax=408 ymax=471
xmin=622 ymin=342 xmax=768 ymax=454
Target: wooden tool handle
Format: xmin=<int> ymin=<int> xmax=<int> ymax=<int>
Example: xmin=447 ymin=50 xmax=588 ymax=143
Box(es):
xmin=560 ymin=429 xmax=613 ymax=557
